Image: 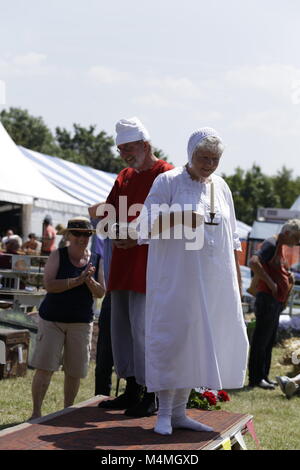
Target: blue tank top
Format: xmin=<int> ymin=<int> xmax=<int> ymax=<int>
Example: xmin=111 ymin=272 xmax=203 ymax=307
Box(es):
xmin=39 ymin=247 xmax=99 ymax=323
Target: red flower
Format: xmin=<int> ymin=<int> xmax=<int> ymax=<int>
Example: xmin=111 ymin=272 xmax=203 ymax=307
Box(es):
xmin=217 ymin=390 xmax=230 ymax=402
xmin=202 ymin=391 xmax=217 ymax=406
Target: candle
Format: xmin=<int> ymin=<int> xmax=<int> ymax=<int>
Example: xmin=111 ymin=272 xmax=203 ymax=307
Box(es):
xmin=210 ymin=181 xmax=215 ymax=213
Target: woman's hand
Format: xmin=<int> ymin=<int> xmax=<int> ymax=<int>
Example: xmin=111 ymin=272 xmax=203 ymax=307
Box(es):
xmin=76 ymin=263 xmax=95 ymax=284
xmin=84 ymin=262 xmax=106 ymax=298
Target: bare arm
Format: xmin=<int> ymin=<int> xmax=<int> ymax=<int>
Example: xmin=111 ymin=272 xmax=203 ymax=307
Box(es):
xmin=249 ymin=254 xmax=278 ymax=297
xmin=43 ymin=250 xmax=91 ymax=293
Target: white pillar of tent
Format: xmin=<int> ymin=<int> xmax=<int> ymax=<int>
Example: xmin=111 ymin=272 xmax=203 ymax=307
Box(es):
xmin=22 ymin=204 xmax=32 ymax=238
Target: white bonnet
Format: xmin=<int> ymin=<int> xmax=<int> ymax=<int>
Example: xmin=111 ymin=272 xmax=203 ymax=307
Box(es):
xmin=187 ymin=127 xmax=221 ymax=165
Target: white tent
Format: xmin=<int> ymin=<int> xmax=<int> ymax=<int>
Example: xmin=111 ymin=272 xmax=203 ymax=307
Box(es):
xmin=0 ymin=122 xmax=87 ymax=207
xmin=249 ymin=220 xmax=282 ymax=240
xmin=19 ymin=146 xmax=116 ymax=206
xmin=236 ymin=220 xmax=251 ymax=240
xmin=0 ymin=122 xmax=89 ymax=236
xmin=291 ymin=196 xmax=300 ymax=211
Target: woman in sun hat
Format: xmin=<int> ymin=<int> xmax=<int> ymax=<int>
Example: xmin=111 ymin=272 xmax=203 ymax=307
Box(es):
xmin=30 ymin=217 xmax=105 ymax=420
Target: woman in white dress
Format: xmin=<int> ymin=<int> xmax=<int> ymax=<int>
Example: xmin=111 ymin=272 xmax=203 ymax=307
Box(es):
xmin=140 ymin=128 xmax=249 ymax=435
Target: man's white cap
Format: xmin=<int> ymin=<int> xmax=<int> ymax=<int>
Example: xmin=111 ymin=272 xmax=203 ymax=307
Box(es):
xmin=115 ymin=116 xmax=150 ymax=146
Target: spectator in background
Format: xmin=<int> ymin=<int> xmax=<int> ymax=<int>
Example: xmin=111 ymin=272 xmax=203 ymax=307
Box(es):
xmin=94 ymin=239 xmax=114 ymax=397
xmin=248 ymin=219 xmax=300 ymax=390
xmin=56 ymin=224 xmax=69 ymax=249
xmin=0 ymin=238 xmax=22 ymax=269
xmin=5 ymin=238 xmax=22 ymax=254
xmin=2 ymin=229 xmax=22 ymax=250
xmin=41 ymin=216 xmax=56 ymax=256
xmin=276 ymin=373 xmax=300 ymax=399
xmin=89 ymin=208 xmax=113 ymax=397
xmin=29 ymin=217 xmax=105 ymax=420
xmin=22 ymin=233 xmax=42 ymax=255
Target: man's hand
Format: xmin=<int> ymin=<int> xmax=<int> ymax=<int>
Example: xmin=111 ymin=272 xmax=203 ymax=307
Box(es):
xmin=88 ymin=202 xmax=107 ymax=219
xmin=113 ymin=239 xmax=138 ymax=249
xmin=270 ymin=282 xmax=278 ymax=298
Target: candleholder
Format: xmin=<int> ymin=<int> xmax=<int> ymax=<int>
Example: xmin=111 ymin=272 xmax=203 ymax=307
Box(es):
xmin=205 ymin=212 xmax=219 ymax=226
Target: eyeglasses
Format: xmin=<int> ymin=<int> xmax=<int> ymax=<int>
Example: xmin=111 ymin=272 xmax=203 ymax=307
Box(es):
xmin=117 ymin=141 xmax=143 ymax=154
xmin=69 ymin=230 xmax=92 ymax=238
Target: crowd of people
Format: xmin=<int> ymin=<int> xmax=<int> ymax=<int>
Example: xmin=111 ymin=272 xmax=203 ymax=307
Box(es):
xmin=0 ymin=215 xmax=59 ymax=257
xmin=1 ymin=116 xmax=300 ymax=434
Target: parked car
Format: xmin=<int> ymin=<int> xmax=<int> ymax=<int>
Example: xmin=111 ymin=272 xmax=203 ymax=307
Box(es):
xmin=240 ymin=265 xmax=255 ymax=313
xmin=291 ymin=263 xmax=300 ymax=285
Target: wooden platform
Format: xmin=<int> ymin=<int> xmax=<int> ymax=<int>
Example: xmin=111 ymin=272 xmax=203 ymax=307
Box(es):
xmin=0 ymin=396 xmax=253 ymax=451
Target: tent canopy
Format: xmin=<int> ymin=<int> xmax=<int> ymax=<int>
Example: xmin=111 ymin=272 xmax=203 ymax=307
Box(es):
xmin=20 ymin=146 xmax=116 ymax=206
xmin=249 ymin=220 xmax=282 ymax=240
xmin=236 ymin=220 xmax=251 ymax=240
xmin=0 ymin=122 xmax=86 ymax=209
xmin=291 ymin=196 xmax=300 ymax=211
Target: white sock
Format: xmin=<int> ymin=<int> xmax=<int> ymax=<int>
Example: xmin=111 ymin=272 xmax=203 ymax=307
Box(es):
xmin=171 ymin=388 xmax=214 ymax=432
xmin=154 ymin=390 xmax=175 ymax=435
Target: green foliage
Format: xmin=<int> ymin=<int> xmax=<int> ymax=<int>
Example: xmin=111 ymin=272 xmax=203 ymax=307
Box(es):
xmin=0 ymin=107 xmax=58 ymax=155
xmin=1 ymin=107 xmax=298 ymax=214
xmin=222 ymin=164 xmax=300 ymax=225
xmin=0 ymin=107 xmax=171 ymax=174
xmin=187 ymin=389 xmax=221 ymax=411
xmin=54 ymin=124 xmax=126 ymax=173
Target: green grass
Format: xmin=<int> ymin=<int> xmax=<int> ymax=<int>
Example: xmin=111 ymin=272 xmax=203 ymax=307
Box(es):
xmin=0 ymin=364 xmax=126 ymax=431
xmin=0 ymin=346 xmax=300 ymax=450
xmin=221 ymin=345 xmax=300 ymax=450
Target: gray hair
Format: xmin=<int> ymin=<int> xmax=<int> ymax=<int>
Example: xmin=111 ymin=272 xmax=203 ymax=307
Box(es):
xmin=281 ymin=219 xmax=300 ymax=234
xmin=192 ymin=135 xmax=224 ymax=159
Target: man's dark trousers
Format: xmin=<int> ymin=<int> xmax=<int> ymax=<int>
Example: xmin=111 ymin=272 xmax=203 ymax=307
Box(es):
xmin=95 ymin=293 xmax=114 ymax=396
xmin=248 ymin=292 xmax=283 ymax=385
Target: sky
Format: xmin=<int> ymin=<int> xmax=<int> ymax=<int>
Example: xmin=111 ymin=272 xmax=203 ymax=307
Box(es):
xmin=1 ymin=0 xmax=300 ymax=176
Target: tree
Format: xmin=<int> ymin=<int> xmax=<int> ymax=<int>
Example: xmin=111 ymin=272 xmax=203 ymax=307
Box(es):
xmin=0 ymin=107 xmax=57 ymax=155
xmin=55 ymin=125 xmax=172 ymax=173
xmin=272 ymin=166 xmax=300 ymax=209
xmin=223 ymin=165 xmax=280 ymax=225
xmin=1 ymin=107 xmax=172 ymax=173
xmin=55 ymin=124 xmax=125 ymax=173
xmin=153 ymin=147 xmax=172 ymax=164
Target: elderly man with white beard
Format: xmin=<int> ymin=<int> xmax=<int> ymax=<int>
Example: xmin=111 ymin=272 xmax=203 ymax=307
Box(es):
xmin=90 ymin=117 xmax=173 ymax=417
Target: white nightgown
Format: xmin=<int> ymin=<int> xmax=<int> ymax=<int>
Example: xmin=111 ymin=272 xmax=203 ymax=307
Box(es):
xmin=140 ymin=166 xmax=249 ymax=393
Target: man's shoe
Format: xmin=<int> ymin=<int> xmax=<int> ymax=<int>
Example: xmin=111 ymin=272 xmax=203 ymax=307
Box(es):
xmin=98 ymin=376 xmax=143 ymax=410
xmin=124 ymin=392 xmax=157 ymax=417
xmin=98 ymin=392 xmax=140 ymax=410
xmin=257 ymin=379 xmax=275 ymax=390
xmin=275 ymin=376 xmax=290 ymax=394
xmin=265 ymin=378 xmax=278 ymax=386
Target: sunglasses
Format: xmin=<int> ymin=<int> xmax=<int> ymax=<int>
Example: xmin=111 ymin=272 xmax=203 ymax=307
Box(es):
xmin=69 ymin=230 xmax=93 ymax=238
